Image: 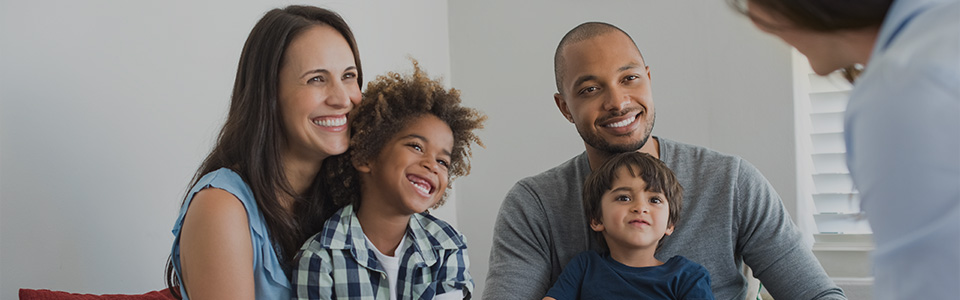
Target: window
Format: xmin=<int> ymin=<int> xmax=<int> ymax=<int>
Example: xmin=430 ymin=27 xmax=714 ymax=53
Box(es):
xmin=792 ymin=50 xmax=874 ymax=297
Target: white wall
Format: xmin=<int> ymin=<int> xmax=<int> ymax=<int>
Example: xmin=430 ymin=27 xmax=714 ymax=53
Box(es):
xmin=0 ymin=0 xmax=452 ymax=298
xmin=447 ymin=1 xmax=796 ymax=297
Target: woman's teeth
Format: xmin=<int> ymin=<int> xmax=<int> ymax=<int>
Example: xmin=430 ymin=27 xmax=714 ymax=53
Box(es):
xmin=313 ymin=116 xmax=346 ymax=127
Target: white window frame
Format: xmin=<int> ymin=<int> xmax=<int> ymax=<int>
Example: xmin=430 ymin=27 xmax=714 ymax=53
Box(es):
xmin=792 ymin=50 xmax=873 ymax=238
xmin=792 ymin=50 xmax=875 ymax=296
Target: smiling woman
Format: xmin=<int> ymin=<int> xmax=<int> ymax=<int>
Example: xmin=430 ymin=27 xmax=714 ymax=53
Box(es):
xmin=166 ymin=5 xmax=363 ymax=300
xmin=277 ymin=25 xmax=361 ymax=162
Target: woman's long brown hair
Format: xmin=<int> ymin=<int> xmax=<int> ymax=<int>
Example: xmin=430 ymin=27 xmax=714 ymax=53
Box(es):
xmin=164 ymin=5 xmax=362 ymax=298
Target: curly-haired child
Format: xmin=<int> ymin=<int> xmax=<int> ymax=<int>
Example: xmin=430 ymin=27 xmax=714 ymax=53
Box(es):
xmin=293 ymin=60 xmax=485 ymax=300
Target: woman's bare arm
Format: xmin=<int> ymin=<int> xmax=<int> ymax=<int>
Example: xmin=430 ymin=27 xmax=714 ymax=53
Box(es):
xmin=179 ymin=188 xmax=256 ymax=300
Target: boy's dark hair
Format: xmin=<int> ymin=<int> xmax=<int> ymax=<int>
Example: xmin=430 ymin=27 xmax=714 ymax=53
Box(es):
xmin=323 ymin=59 xmax=486 ymax=210
xmin=582 ymin=152 xmax=683 ymax=252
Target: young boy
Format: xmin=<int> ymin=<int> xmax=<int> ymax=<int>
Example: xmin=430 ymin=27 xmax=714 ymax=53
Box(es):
xmin=293 ymin=60 xmax=485 ymax=300
xmin=544 ymin=152 xmax=714 ymax=300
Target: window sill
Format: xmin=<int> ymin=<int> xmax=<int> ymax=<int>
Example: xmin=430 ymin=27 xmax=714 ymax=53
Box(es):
xmin=813 ymin=234 xmax=874 ymax=278
xmin=813 ymin=233 xmax=873 ymax=250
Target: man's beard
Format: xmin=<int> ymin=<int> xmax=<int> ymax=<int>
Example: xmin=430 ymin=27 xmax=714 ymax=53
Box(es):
xmin=578 ymin=112 xmax=655 ymax=154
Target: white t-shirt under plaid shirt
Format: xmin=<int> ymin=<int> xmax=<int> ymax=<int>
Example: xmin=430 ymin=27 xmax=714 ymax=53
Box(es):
xmin=293 ymin=204 xmax=474 ymax=300
xmin=367 ymin=233 xmax=463 ymax=300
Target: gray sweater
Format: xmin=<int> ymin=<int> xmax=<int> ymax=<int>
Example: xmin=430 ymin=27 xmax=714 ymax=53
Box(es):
xmin=484 ymin=137 xmax=844 ymax=300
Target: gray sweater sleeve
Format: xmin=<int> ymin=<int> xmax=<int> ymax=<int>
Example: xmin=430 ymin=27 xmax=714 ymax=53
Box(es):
xmin=657 ymin=138 xmax=845 ymax=300
xmin=483 ymin=181 xmax=554 ymax=300
xmin=732 ymin=159 xmax=846 ymax=300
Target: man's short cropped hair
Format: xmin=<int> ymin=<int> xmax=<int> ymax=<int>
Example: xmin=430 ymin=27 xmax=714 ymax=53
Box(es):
xmin=554 ymin=22 xmax=645 ymax=94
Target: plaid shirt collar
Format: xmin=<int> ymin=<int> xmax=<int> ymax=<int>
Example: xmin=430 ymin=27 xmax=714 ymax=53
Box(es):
xmin=317 ymin=204 xmax=466 ymax=273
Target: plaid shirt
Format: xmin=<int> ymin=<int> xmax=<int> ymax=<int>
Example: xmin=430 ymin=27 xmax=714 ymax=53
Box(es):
xmin=293 ymin=204 xmax=473 ymax=300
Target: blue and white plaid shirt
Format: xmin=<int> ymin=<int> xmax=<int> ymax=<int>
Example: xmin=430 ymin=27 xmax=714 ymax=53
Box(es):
xmin=293 ymin=204 xmax=473 ymax=300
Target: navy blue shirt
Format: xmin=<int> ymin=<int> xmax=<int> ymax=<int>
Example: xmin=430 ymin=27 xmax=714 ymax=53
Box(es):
xmin=545 ymin=251 xmax=714 ymax=300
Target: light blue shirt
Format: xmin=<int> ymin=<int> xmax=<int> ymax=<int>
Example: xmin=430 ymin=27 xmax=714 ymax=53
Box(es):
xmin=170 ymin=168 xmax=292 ymax=299
xmin=845 ymin=0 xmax=960 ymax=298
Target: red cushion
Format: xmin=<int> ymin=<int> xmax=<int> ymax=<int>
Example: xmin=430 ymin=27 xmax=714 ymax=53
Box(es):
xmin=19 ymin=289 xmax=175 ymax=300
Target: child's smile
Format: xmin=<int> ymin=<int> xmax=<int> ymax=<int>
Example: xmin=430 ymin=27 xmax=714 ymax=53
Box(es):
xmin=356 ymin=114 xmax=454 ymax=216
xmin=407 ymin=173 xmax=435 ymax=197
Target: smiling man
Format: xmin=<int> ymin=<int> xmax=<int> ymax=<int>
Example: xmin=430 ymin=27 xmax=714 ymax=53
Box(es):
xmin=483 ymin=22 xmax=845 ymax=300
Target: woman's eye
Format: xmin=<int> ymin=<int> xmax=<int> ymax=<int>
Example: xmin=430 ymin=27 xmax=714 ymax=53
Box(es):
xmin=343 ymin=72 xmax=356 ymax=80
xmin=308 ymin=76 xmax=324 ymax=83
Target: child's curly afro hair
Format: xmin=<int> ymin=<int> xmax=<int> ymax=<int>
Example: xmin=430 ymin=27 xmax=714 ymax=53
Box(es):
xmin=322 ymin=59 xmax=486 ymax=210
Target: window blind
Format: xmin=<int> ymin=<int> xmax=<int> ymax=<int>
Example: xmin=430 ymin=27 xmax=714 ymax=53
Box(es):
xmin=795 ymin=57 xmax=872 ymax=240
xmin=794 ymin=52 xmax=874 ymax=296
